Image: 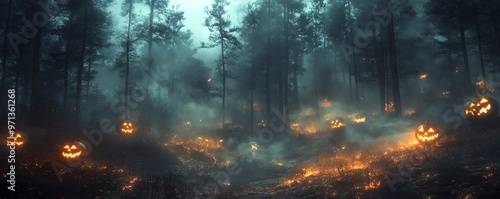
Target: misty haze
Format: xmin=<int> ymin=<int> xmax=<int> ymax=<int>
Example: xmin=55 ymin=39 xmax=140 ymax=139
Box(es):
xmin=1 ymin=0 xmax=500 ymax=198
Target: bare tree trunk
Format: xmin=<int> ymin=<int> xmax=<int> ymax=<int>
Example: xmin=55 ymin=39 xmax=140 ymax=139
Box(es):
xmin=458 ymin=0 xmax=472 ymax=93
xmin=387 ymin=11 xmax=402 ymax=117
xmin=75 ymin=2 xmax=89 ymax=124
xmin=125 ymin=0 xmax=133 ymax=113
xmin=284 ymin=2 xmax=289 ymax=123
xmin=292 ymin=61 xmax=299 ymax=113
xmin=265 ymin=0 xmax=271 ymax=122
xmin=220 ymin=25 xmax=226 ymax=125
xmin=375 ymin=31 xmax=385 ymax=114
xmin=474 ymin=9 xmax=486 ymax=81
xmin=250 ymin=45 xmax=255 ymax=132
xmin=447 ymin=33 xmax=455 ymax=92
xmin=313 ymin=52 xmax=319 ymax=115
xmin=63 ymin=14 xmax=73 ymax=120
xmin=1 ymin=0 xmax=12 ymax=114
xmin=148 ymin=0 xmax=155 ymax=70
xmin=86 ymin=45 xmax=93 ymax=102
xmin=30 ymin=29 xmax=43 ymax=121
xmin=492 ymin=15 xmax=500 ymax=57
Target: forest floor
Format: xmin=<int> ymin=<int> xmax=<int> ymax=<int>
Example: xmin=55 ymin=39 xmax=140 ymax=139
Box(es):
xmin=2 ymin=118 xmax=500 ymax=199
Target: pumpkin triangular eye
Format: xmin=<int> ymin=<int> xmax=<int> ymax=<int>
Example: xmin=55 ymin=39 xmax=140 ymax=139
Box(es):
xmin=428 ymin=128 xmax=435 ymax=133
xmin=71 ymin=145 xmax=77 ymax=149
xmin=16 ymin=134 xmax=22 ymax=138
xmin=418 ymin=126 xmax=424 ymax=132
xmin=480 ymin=98 xmax=489 ymax=103
xmin=64 ymin=145 xmax=70 ymax=149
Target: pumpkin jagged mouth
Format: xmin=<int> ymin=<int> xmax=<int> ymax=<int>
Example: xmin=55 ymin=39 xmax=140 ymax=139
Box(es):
xmin=417 ymin=133 xmax=439 ymax=142
xmin=62 ymin=151 xmax=82 ymax=158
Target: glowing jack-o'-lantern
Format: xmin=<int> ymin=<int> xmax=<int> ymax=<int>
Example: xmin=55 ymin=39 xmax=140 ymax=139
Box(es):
xmin=291 ymin=123 xmax=301 ymax=132
xmin=7 ymin=132 xmax=25 ymax=147
xmin=258 ymin=120 xmax=267 ymax=128
xmin=415 ymin=121 xmax=440 ymax=144
xmin=62 ymin=142 xmax=86 ymax=159
xmin=330 ymin=117 xmax=346 ymax=129
xmin=353 ymin=115 xmax=366 ymax=123
xmin=464 ymin=97 xmax=499 ymax=122
xmin=121 ymin=120 xmax=134 ymax=134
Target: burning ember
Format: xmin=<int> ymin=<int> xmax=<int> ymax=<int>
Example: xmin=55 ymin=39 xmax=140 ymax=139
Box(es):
xmin=258 ymin=120 xmax=267 ymax=128
xmin=251 ymin=142 xmax=259 ymax=150
xmin=442 ymin=91 xmax=450 ymax=97
xmin=321 ymin=98 xmax=331 ymax=108
xmin=419 ymin=73 xmax=428 ymax=79
xmin=304 ymin=126 xmax=317 ymax=134
xmin=290 ymin=123 xmax=318 ymax=134
xmin=405 ymin=108 xmax=417 ymax=117
xmin=291 ymin=123 xmax=301 ymax=132
xmin=385 ymin=102 xmax=395 ymax=112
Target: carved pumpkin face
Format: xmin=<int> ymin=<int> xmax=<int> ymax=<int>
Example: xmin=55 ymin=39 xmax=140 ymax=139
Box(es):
xmin=7 ymin=132 xmax=25 ymax=146
xmin=353 ymin=115 xmax=366 ymax=123
xmin=62 ymin=142 xmax=86 ymax=159
xmin=415 ymin=121 xmax=440 ymax=144
xmin=330 ymin=117 xmax=346 ymax=129
xmin=464 ymin=97 xmax=499 ymax=122
xmin=121 ymin=120 xmax=134 ymax=134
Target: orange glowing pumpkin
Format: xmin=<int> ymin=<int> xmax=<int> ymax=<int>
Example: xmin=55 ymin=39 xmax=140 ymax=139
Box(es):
xmin=121 ymin=120 xmax=134 ymax=134
xmin=62 ymin=142 xmax=86 ymax=159
xmin=415 ymin=121 xmax=440 ymax=144
xmin=330 ymin=117 xmax=346 ymax=129
xmin=7 ymin=132 xmax=25 ymax=147
xmin=464 ymin=97 xmax=499 ymax=122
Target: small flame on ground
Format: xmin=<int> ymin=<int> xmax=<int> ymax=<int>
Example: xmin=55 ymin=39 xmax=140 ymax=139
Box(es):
xmin=419 ymin=73 xmax=428 ymax=79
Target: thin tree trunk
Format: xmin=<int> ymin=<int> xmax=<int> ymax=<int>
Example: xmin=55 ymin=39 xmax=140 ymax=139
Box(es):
xmin=1 ymin=0 xmax=12 ymax=114
xmin=284 ymin=2 xmax=289 ymax=123
xmin=14 ymin=51 xmax=22 ymax=112
xmin=375 ymin=30 xmax=386 ymax=114
xmin=63 ymin=14 xmax=73 ymax=120
xmin=220 ymin=24 xmax=226 ymax=125
xmin=292 ymin=58 xmax=299 ymax=113
xmin=387 ymin=11 xmax=402 ymax=117
xmin=491 ymin=15 xmax=500 ymax=56
xmin=30 ymin=29 xmax=43 ymax=121
xmin=250 ymin=45 xmax=255 ymax=132
xmin=352 ymin=38 xmax=359 ymax=107
xmin=265 ymin=0 xmax=271 ymax=121
xmin=75 ymin=2 xmax=89 ymax=124
xmin=148 ymin=0 xmax=155 ymax=70
xmin=314 ymin=52 xmax=319 ymax=114
xmin=86 ymin=46 xmax=93 ymax=101
xmin=447 ymin=33 xmax=454 ymax=92
xmin=474 ymin=9 xmax=486 ymax=81
xmin=458 ymin=0 xmax=472 ymax=93
xmin=125 ymin=0 xmax=133 ymax=114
